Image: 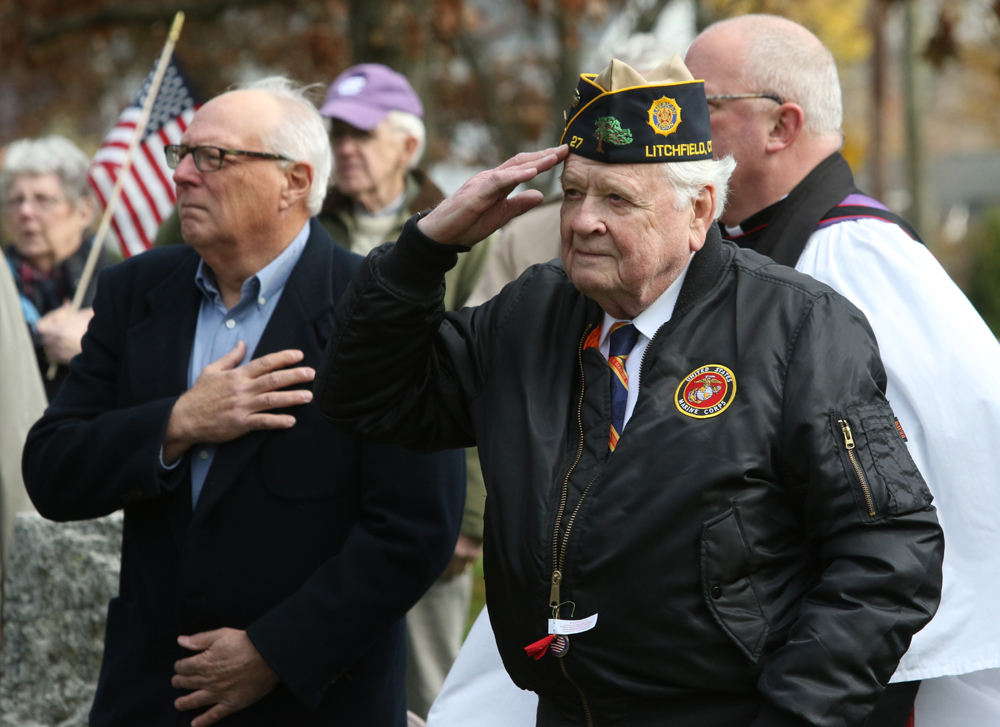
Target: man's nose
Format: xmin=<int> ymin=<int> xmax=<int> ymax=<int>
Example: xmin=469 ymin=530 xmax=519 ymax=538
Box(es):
xmin=172 ymin=150 xmax=200 ymax=186
xmin=333 ymin=136 xmax=360 ymax=156
xmin=571 ymin=197 xmax=607 ymax=237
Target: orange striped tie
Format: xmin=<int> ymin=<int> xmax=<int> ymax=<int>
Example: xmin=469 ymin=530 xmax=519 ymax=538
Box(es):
xmin=608 ymin=321 xmax=638 ymax=452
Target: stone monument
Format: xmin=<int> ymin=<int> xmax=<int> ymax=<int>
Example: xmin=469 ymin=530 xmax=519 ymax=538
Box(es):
xmin=0 ymin=512 xmax=122 ymax=727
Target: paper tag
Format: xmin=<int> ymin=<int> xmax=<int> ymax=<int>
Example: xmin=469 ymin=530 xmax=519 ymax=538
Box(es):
xmin=548 ymin=613 xmax=598 ymax=635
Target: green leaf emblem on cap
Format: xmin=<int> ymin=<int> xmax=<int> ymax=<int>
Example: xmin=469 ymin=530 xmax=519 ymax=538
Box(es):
xmin=594 ymin=116 xmax=633 ymax=154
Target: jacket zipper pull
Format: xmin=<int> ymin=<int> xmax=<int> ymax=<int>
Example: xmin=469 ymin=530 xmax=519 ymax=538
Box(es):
xmin=838 ymin=418 xmax=876 ymax=518
xmin=549 ymin=570 xmax=562 ymax=608
xmin=839 ymin=419 xmax=855 ymax=449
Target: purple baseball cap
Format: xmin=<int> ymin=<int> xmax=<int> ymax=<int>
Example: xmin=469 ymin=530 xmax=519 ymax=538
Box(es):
xmin=320 ymin=64 xmax=424 ymax=130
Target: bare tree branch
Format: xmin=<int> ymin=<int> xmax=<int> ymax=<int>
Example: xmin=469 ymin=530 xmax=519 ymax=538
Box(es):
xmin=453 ymin=30 xmax=522 ymax=162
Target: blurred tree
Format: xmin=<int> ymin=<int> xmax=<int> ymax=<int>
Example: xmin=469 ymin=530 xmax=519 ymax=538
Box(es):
xmin=966 ymin=207 xmax=1000 ymax=335
xmin=0 ymin=0 xmax=653 ymax=171
xmin=696 ymin=0 xmax=871 ymax=62
xmin=0 ymin=0 xmax=352 ymax=146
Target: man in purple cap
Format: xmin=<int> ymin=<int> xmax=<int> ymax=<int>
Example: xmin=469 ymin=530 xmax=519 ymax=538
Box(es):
xmin=319 ymin=63 xmax=491 ymax=720
xmin=319 ymin=63 xmax=490 ymax=311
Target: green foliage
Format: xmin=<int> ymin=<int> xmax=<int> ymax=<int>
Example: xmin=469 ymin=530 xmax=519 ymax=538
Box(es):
xmin=465 ymin=556 xmax=486 ymax=639
xmin=595 ymin=116 xmax=632 ymax=144
xmin=966 ymin=207 xmax=1000 ymax=337
xmin=594 ymin=116 xmax=633 ymax=153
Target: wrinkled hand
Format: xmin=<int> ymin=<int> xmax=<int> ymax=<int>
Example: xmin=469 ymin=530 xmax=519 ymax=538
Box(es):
xmin=172 ymin=628 xmax=279 ymax=727
xmin=36 ymin=302 xmax=94 ymax=365
xmin=417 ymin=145 xmax=569 ymax=246
xmin=162 ymin=341 xmax=315 ymax=463
xmin=442 ymin=533 xmax=483 ymax=578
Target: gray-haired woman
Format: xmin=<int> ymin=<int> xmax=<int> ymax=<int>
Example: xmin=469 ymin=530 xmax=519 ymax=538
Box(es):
xmin=0 ymin=135 xmax=112 ymax=400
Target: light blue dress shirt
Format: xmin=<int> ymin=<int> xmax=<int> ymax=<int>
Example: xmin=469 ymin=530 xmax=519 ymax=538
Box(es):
xmin=166 ymin=221 xmax=311 ymax=507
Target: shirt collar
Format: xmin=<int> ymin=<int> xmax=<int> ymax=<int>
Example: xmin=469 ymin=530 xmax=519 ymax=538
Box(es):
xmin=194 ymin=220 xmax=311 ymax=309
xmin=598 ymin=251 xmax=695 ymax=349
xmin=353 ymin=189 xmax=407 ymax=219
xmin=723 ymin=193 xmax=790 ymax=239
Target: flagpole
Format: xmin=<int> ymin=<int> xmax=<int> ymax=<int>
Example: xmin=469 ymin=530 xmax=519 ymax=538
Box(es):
xmin=48 ymin=11 xmax=185 ymax=380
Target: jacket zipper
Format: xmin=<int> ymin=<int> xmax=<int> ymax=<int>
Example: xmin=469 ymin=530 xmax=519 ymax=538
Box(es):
xmin=548 ymin=324 xmax=595 ymax=726
xmin=550 ymin=324 xmax=593 ymax=609
xmin=560 ymin=658 xmax=595 ymax=727
xmin=838 ymin=419 xmax=876 ymax=518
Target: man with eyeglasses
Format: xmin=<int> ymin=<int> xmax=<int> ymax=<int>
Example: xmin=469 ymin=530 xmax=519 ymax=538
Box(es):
xmin=23 ymin=77 xmax=465 ymax=727
xmin=685 ymin=14 xmax=1000 ymax=727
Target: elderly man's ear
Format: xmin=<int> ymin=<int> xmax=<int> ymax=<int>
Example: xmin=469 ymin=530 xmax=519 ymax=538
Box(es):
xmin=279 ymin=162 xmax=315 ymax=211
xmin=765 ymin=103 xmax=806 ymax=154
xmin=399 ymin=135 xmax=419 ymax=170
xmin=688 ymin=186 xmax=717 ymax=252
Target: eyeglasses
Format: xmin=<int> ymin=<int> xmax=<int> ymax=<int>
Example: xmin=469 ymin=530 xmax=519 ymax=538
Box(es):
xmin=2 ymin=194 xmax=68 ymax=214
xmin=706 ymin=93 xmax=784 ymax=105
xmin=164 ymin=144 xmax=293 ymax=173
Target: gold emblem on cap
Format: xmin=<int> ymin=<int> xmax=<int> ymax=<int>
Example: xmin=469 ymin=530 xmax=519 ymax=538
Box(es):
xmin=648 ymin=96 xmax=682 ymax=138
xmin=572 ymin=89 xmax=581 ymax=108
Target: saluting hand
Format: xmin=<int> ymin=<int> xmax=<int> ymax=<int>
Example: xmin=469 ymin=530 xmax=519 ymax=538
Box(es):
xmin=162 ymin=341 xmax=315 ymax=464
xmin=418 ymin=145 xmax=569 ymax=247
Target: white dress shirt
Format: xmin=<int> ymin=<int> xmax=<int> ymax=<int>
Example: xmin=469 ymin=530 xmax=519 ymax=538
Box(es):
xmin=596 ymin=253 xmax=694 ymax=432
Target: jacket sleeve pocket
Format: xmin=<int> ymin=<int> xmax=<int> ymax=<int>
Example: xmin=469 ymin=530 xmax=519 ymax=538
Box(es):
xmin=830 ymin=402 xmax=932 ymax=522
xmin=701 ymin=506 xmax=770 ymax=664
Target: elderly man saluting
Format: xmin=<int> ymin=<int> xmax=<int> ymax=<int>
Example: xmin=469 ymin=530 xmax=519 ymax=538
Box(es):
xmin=317 ymin=57 xmax=944 ymax=727
xmin=23 ymin=78 xmax=464 ymax=727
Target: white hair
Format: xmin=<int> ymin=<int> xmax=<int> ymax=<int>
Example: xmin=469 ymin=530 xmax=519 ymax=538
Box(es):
xmin=0 ymin=135 xmax=93 ymax=206
xmin=384 ymin=110 xmax=426 ymax=169
xmin=660 ymin=156 xmax=737 ymax=220
xmin=233 ymin=77 xmax=333 ymax=215
xmin=709 ymin=14 xmax=842 ymax=138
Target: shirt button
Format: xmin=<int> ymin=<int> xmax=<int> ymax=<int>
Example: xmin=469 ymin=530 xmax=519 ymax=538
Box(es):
xmin=199 ymin=450 xmax=209 ymax=460
xmin=258 ymin=296 xmax=266 ymax=306
xmin=225 ymin=319 xmax=235 ymax=329
xmin=711 ymin=586 xmax=722 ymax=600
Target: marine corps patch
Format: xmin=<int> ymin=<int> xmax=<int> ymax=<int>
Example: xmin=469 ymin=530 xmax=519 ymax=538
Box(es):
xmin=647 ymin=96 xmax=682 ymax=138
xmin=675 ymin=365 xmax=736 ymax=419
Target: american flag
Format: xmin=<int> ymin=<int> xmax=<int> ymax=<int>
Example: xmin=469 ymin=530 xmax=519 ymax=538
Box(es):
xmin=89 ymin=58 xmax=199 ymax=257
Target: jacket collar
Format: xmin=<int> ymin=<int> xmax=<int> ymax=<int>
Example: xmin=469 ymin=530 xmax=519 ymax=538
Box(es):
xmin=674 ymin=225 xmax=731 ymax=318
xmin=129 ymin=249 xmax=203 ymax=404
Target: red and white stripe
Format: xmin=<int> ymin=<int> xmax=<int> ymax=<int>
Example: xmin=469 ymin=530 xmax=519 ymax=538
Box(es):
xmin=88 ymin=106 xmax=196 ymax=258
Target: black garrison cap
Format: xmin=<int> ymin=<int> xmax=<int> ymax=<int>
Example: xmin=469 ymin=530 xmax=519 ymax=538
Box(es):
xmin=560 ymin=55 xmax=713 ymax=164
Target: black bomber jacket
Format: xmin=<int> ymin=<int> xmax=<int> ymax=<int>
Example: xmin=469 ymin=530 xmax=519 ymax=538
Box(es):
xmin=316 ymin=218 xmax=944 ymax=727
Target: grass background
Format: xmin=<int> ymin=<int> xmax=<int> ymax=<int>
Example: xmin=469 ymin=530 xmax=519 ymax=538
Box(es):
xmin=465 ymin=557 xmax=486 ymax=637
